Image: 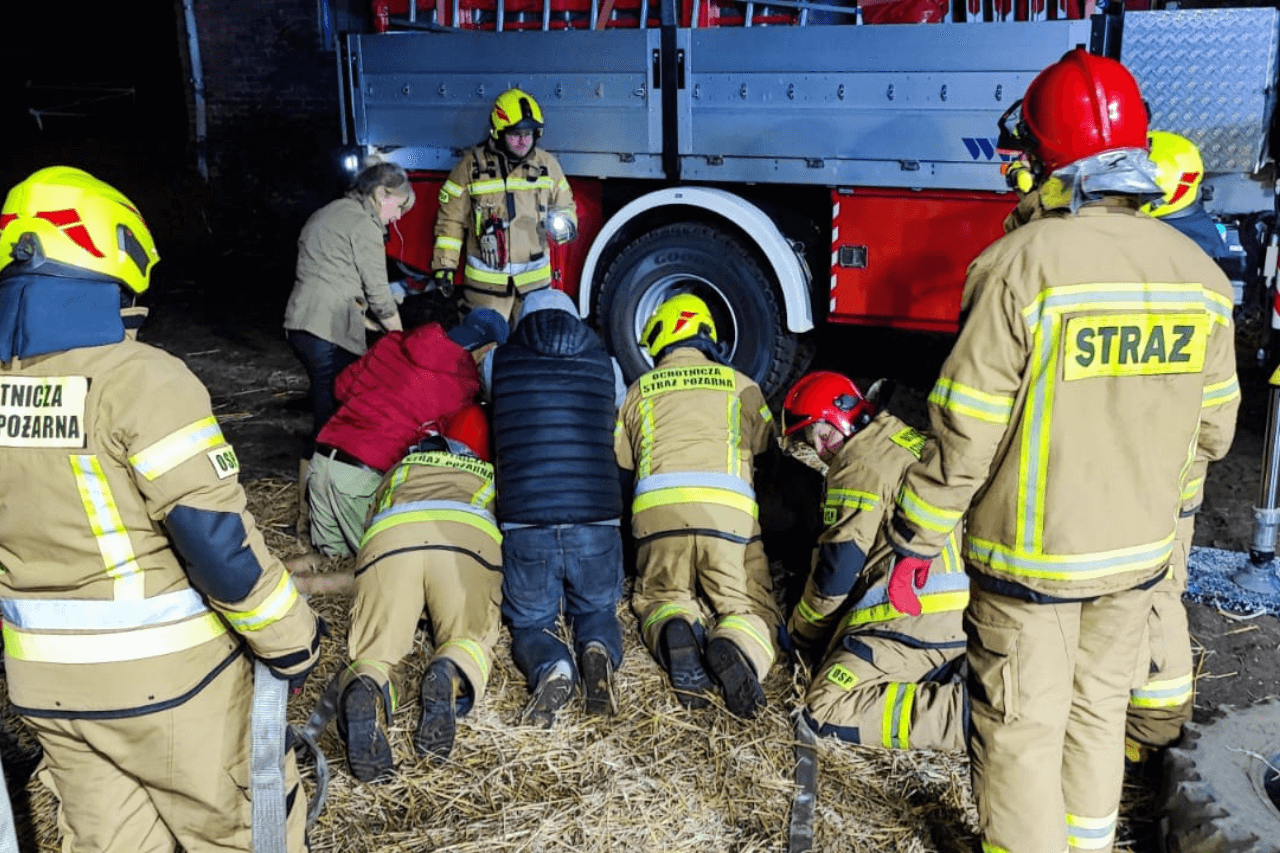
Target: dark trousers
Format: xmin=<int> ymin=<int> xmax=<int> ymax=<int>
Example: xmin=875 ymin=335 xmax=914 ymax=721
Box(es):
xmin=501 ymin=523 xmax=624 ymax=687
xmin=286 ymin=329 xmax=360 ymax=445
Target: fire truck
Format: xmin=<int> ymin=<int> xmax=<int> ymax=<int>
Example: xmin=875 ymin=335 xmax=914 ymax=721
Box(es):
xmin=338 ymin=0 xmax=1279 ymax=400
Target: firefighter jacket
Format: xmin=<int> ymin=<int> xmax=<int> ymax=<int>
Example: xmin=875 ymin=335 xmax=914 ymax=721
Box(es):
xmin=787 ymin=413 xmax=966 ymax=653
xmin=490 ymin=301 xmax=622 ymax=525
xmin=316 ymin=323 xmax=480 ymax=473
xmin=888 ymin=199 xmax=1241 ymax=601
xmin=0 ymin=274 xmax=320 ymax=717
xmin=615 ymin=346 xmax=776 ymax=541
xmin=432 ymin=140 xmax=576 ymax=297
xmin=285 ymin=195 xmax=400 ymax=356
xmin=358 ymin=440 xmax=500 ymax=577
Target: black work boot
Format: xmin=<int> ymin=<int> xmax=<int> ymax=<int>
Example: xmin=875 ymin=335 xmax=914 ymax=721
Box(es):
xmin=522 ymin=662 xmax=574 ymax=729
xmin=414 ymin=657 xmax=459 ymax=760
xmin=706 ymin=637 xmax=766 ymax=719
xmin=580 ymin=641 xmax=617 ymax=717
xmin=660 ymin=620 xmax=712 ymax=710
xmin=340 ymin=677 xmax=393 ymax=783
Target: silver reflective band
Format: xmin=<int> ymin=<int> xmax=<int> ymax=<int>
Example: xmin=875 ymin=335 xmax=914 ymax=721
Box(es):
xmin=634 ymin=471 xmax=756 ymax=500
xmin=0 ymin=587 xmax=210 ymax=631
xmin=252 ymin=660 xmax=289 ymax=853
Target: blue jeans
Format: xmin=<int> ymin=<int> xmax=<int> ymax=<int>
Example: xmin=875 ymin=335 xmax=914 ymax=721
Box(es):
xmin=286 ymin=330 xmax=360 ymax=444
xmin=501 ymin=523 xmax=624 ymax=687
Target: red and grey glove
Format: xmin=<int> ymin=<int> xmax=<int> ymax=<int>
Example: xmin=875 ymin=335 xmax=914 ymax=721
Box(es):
xmin=887 ymin=555 xmax=932 ymax=617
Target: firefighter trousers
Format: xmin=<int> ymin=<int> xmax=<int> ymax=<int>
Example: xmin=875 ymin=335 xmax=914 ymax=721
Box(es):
xmin=461 ymin=284 xmax=545 ymax=326
xmin=965 ymin=583 xmax=1154 ymax=853
xmin=27 ymin=654 xmax=306 ymax=853
xmin=346 ymin=523 xmax=504 ymax=715
xmin=804 ymin=611 xmax=968 ymax=751
xmin=1126 ymin=515 xmax=1195 ymax=755
xmin=633 ymin=532 xmax=781 ymax=679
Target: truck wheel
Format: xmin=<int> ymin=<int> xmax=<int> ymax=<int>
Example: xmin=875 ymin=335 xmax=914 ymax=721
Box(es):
xmin=1160 ymin=698 xmax=1280 ymax=852
xmin=595 ymin=222 xmax=807 ymax=404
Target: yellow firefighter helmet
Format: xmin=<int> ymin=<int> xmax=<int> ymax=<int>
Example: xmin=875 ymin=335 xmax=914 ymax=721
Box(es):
xmin=490 ymin=88 xmax=545 ymax=139
xmin=641 ymin=293 xmax=718 ymax=357
xmin=1142 ymin=131 xmax=1206 ymax=219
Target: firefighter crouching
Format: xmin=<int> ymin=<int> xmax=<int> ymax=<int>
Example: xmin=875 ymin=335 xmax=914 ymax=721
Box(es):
xmin=885 ymin=51 xmax=1239 ymax=853
xmin=616 ymin=293 xmax=782 ymax=719
xmin=782 ymin=372 xmax=968 ymax=751
xmin=430 ymin=88 xmax=578 ymax=323
xmin=339 ymin=406 xmax=502 ymax=781
xmin=0 ymin=167 xmax=322 ymax=851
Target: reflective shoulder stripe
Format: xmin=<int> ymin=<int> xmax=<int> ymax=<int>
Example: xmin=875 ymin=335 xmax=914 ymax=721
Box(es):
xmin=70 ymin=455 xmax=144 ymax=600
xmin=635 ymin=472 xmax=755 ymax=500
xmin=758 ymin=403 xmax=773 ymax=423
xmin=441 ymin=180 xmax=464 ymax=198
xmin=632 ymin=485 xmax=758 ymax=519
xmin=1203 ymin=376 xmax=1240 ymax=408
xmin=1 ymin=587 xmax=209 ymax=630
xmin=362 ymin=501 xmax=501 ymax=546
xmin=897 ymin=486 xmax=963 ymax=535
xmin=1065 ymin=810 xmax=1118 ymax=852
xmin=130 ymin=415 xmax=226 ymax=481
xmin=2 ymin=611 xmax=227 ymax=664
xmin=929 ymin=377 xmax=1013 ymax=425
xmin=223 ymin=571 xmax=299 ymax=633
xmin=964 ymin=532 xmax=1173 ymax=582
xmin=435 ymin=235 xmax=463 ymax=252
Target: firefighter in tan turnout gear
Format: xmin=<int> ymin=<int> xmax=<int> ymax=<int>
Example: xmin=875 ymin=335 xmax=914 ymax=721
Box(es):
xmin=339 ymin=405 xmax=502 ymax=781
xmin=0 ymin=167 xmax=322 ymax=852
xmin=781 ymin=372 xmax=968 ymax=751
xmin=885 ymin=50 xmax=1240 ymax=853
xmin=431 ymin=88 xmax=578 ymax=323
xmin=616 ymin=293 xmax=782 ymax=719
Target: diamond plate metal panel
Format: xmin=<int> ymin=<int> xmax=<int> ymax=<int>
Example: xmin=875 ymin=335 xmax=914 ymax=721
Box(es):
xmin=1124 ymin=8 xmax=1280 ymax=174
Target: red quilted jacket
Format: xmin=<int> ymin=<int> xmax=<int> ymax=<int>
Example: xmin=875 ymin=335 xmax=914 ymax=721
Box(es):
xmin=316 ymin=324 xmax=479 ymax=472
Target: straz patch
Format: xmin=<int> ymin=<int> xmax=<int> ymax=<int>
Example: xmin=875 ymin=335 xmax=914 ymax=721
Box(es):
xmin=1063 ymin=313 xmax=1208 ymax=381
xmin=402 ymin=451 xmax=494 ymax=480
xmin=890 ymin=427 xmax=926 ymax=459
xmin=207 ymin=445 xmax=240 ymax=479
xmin=639 ymin=365 xmax=736 ymax=398
xmin=825 ymin=663 xmax=859 ymax=691
xmin=0 ymin=376 xmax=88 ymax=448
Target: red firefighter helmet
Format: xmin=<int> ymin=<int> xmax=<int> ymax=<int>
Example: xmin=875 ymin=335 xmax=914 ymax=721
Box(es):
xmin=1007 ymin=49 xmax=1149 ymax=174
xmin=444 ymin=403 xmax=491 ymax=462
xmin=782 ymin=371 xmax=877 ymax=439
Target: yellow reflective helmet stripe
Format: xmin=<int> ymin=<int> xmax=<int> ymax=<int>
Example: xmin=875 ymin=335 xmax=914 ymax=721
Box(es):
xmin=222 ymin=571 xmax=299 ymax=633
xmin=70 ymin=454 xmax=144 ymax=600
xmin=129 ymin=416 xmax=226 ymax=481
xmin=2 ymin=611 xmax=227 ymax=664
xmin=632 ymin=485 xmax=758 ymax=518
xmin=929 ymin=377 xmax=1014 ymax=425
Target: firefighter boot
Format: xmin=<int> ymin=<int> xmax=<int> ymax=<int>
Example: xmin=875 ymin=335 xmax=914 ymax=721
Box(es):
xmin=706 ymin=637 xmax=766 ymax=720
xmin=580 ymin=641 xmax=617 ymax=717
xmin=415 ymin=657 xmax=459 ymax=760
xmin=340 ymin=677 xmax=393 ymax=782
xmin=522 ymin=661 xmax=574 ymax=729
xmin=295 ymin=457 xmax=312 ymax=551
xmin=660 ymin=619 xmax=712 ymax=710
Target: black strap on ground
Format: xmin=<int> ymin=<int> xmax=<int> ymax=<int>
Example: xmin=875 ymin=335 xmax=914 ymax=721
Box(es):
xmin=788 ymin=716 xmax=818 ymax=853
xmin=293 ymin=670 xmax=345 ymax=830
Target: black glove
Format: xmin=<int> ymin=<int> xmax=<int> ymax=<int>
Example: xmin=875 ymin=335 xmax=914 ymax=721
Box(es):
xmin=432 ymin=268 xmax=456 ymax=299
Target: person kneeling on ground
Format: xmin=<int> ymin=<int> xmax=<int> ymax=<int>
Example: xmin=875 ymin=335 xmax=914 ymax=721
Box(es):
xmin=782 ymin=372 xmax=968 ymax=749
xmin=481 ymin=288 xmax=628 ymax=727
xmin=306 ymin=309 xmax=508 ymax=558
xmin=616 ymin=293 xmax=782 ymax=719
xmin=338 ymin=405 xmax=502 ymax=781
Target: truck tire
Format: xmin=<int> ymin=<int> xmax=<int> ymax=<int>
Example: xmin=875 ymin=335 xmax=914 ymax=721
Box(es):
xmin=1160 ymin=698 xmax=1280 ymax=853
xmin=594 ymin=222 xmax=807 ymax=404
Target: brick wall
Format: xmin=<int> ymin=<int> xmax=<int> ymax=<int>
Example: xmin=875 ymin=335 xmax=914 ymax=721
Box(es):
xmin=183 ymin=0 xmax=368 ymax=260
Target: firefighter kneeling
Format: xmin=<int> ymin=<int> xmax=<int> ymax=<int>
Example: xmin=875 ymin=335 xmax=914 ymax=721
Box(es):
xmin=338 ymin=405 xmax=502 ymax=781
xmin=782 ymin=372 xmax=968 ymax=750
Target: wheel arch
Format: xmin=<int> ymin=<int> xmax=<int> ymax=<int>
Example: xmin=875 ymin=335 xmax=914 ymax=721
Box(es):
xmin=577 ymin=187 xmax=815 ymax=334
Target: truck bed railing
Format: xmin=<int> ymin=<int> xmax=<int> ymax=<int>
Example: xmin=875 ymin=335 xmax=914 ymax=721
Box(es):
xmin=371 ymin=0 xmax=1110 ymax=31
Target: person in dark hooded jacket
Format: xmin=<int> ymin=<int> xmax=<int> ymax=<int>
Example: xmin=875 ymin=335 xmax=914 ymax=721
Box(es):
xmin=481 ymin=288 xmax=627 ymax=727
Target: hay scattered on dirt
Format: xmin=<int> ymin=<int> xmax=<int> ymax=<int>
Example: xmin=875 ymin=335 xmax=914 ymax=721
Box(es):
xmin=13 ymin=478 xmax=1160 ymax=852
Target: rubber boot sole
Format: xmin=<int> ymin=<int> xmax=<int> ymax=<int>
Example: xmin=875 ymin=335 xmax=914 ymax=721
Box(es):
xmin=342 ymin=684 xmax=393 ymax=783
xmin=661 ymin=620 xmax=712 ymax=710
xmin=580 ymin=644 xmax=616 ymax=717
xmin=523 ymin=672 xmax=573 ymax=729
xmin=706 ymin=637 xmax=766 ymax=720
xmin=414 ymin=665 xmax=457 ymax=760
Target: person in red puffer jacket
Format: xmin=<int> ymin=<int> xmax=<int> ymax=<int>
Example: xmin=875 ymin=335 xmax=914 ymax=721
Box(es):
xmin=307 ymin=309 xmax=508 ymax=557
